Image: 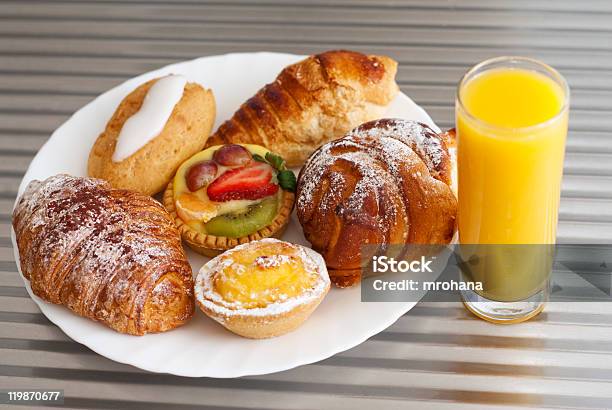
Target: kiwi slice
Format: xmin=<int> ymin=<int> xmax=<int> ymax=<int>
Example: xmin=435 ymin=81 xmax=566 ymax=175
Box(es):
xmin=204 ymin=195 xmax=279 ymax=238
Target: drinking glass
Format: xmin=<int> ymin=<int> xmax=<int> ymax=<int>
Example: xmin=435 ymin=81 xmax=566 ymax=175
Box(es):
xmin=456 ymin=56 xmax=569 ymax=323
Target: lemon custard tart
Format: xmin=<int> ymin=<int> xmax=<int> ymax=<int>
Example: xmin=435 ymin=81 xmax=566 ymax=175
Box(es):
xmin=195 ymin=238 xmax=330 ymax=339
xmin=164 ymin=144 xmax=296 ymax=257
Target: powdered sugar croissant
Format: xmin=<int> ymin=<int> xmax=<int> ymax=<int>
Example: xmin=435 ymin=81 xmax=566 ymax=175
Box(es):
xmin=12 ymin=174 xmax=194 ymax=335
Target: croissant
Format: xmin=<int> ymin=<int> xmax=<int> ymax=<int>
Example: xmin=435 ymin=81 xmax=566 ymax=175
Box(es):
xmin=296 ymin=119 xmax=457 ymax=287
xmin=205 ymin=50 xmax=399 ymax=167
xmin=12 ymin=174 xmax=194 ymax=335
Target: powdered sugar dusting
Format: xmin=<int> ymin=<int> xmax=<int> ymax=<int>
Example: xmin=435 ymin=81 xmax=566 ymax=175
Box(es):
xmin=254 ymin=254 xmax=295 ymax=269
xmin=337 ymin=151 xmax=390 ymax=212
xmin=298 ymin=119 xmax=449 ymax=212
xmin=299 ymin=145 xmax=397 ymax=214
xmin=195 ymin=238 xmax=330 ymax=318
xmin=297 ymin=119 xmax=453 ymax=236
xmin=347 ymin=119 xmax=446 ymax=176
xmin=12 ymin=174 xmax=193 ymax=333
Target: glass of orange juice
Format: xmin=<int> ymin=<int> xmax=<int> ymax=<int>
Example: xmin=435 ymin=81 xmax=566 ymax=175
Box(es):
xmin=456 ymin=56 xmax=569 ymax=323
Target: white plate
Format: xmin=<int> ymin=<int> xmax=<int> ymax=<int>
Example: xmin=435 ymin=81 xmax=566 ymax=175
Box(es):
xmin=11 ymin=52 xmax=439 ymax=378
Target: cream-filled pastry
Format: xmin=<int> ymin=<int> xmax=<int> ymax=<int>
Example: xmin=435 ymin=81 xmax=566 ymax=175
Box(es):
xmin=88 ymin=74 xmax=216 ymax=196
xmin=195 ymin=239 xmax=330 ymax=339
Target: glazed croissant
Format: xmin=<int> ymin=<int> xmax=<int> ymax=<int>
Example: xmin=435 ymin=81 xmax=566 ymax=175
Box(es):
xmin=12 ymin=174 xmax=194 ymax=335
xmin=296 ymin=119 xmax=457 ymax=287
xmin=206 ymin=50 xmax=399 ymax=167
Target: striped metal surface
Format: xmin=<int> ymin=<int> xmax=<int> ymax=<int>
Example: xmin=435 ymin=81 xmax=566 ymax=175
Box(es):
xmin=1 ymin=1 xmax=612 ymax=408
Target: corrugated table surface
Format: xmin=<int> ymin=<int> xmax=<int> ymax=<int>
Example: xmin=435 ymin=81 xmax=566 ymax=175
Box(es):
xmin=1 ymin=1 xmax=612 ymax=409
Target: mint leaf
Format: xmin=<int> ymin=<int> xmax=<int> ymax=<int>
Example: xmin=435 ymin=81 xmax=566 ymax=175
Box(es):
xmin=265 ymin=152 xmax=286 ymax=171
xmin=277 ymin=170 xmax=296 ymax=192
xmin=252 ymin=153 xmax=267 ymax=163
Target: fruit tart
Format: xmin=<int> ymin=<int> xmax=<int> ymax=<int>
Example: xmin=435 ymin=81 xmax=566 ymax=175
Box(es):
xmin=195 ymin=238 xmax=330 ymax=339
xmin=163 ymin=143 xmax=296 ymax=256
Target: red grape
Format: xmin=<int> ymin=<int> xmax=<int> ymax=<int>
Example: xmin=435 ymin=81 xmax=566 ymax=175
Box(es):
xmin=186 ymin=160 xmax=218 ymax=192
xmin=213 ymin=144 xmax=252 ymax=166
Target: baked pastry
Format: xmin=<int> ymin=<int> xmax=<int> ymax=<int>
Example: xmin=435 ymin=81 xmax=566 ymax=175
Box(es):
xmin=12 ymin=174 xmax=195 ymax=335
xmin=195 ymin=238 xmax=330 ymax=339
xmin=205 ymin=50 xmax=399 ymax=167
xmin=296 ymin=119 xmax=457 ymax=287
xmin=163 ymin=143 xmax=296 ymax=257
xmin=88 ymin=74 xmax=216 ymax=196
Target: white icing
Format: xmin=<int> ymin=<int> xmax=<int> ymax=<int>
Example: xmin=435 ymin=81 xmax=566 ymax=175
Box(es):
xmin=194 ymin=238 xmax=330 ymax=319
xmin=112 ymin=74 xmax=187 ymax=162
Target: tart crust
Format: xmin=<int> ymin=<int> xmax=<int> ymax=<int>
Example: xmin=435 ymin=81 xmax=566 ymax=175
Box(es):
xmin=163 ymin=180 xmax=295 ymax=257
xmin=194 ymin=238 xmax=330 ymax=339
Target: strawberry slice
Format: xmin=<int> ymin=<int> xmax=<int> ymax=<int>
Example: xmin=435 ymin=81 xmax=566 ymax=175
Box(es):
xmin=207 ymin=162 xmax=279 ymax=202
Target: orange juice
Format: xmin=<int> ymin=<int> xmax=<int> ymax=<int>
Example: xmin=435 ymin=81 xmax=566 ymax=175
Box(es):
xmin=457 ymin=68 xmax=568 ymax=245
xmin=456 ymin=58 xmax=569 ymax=310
